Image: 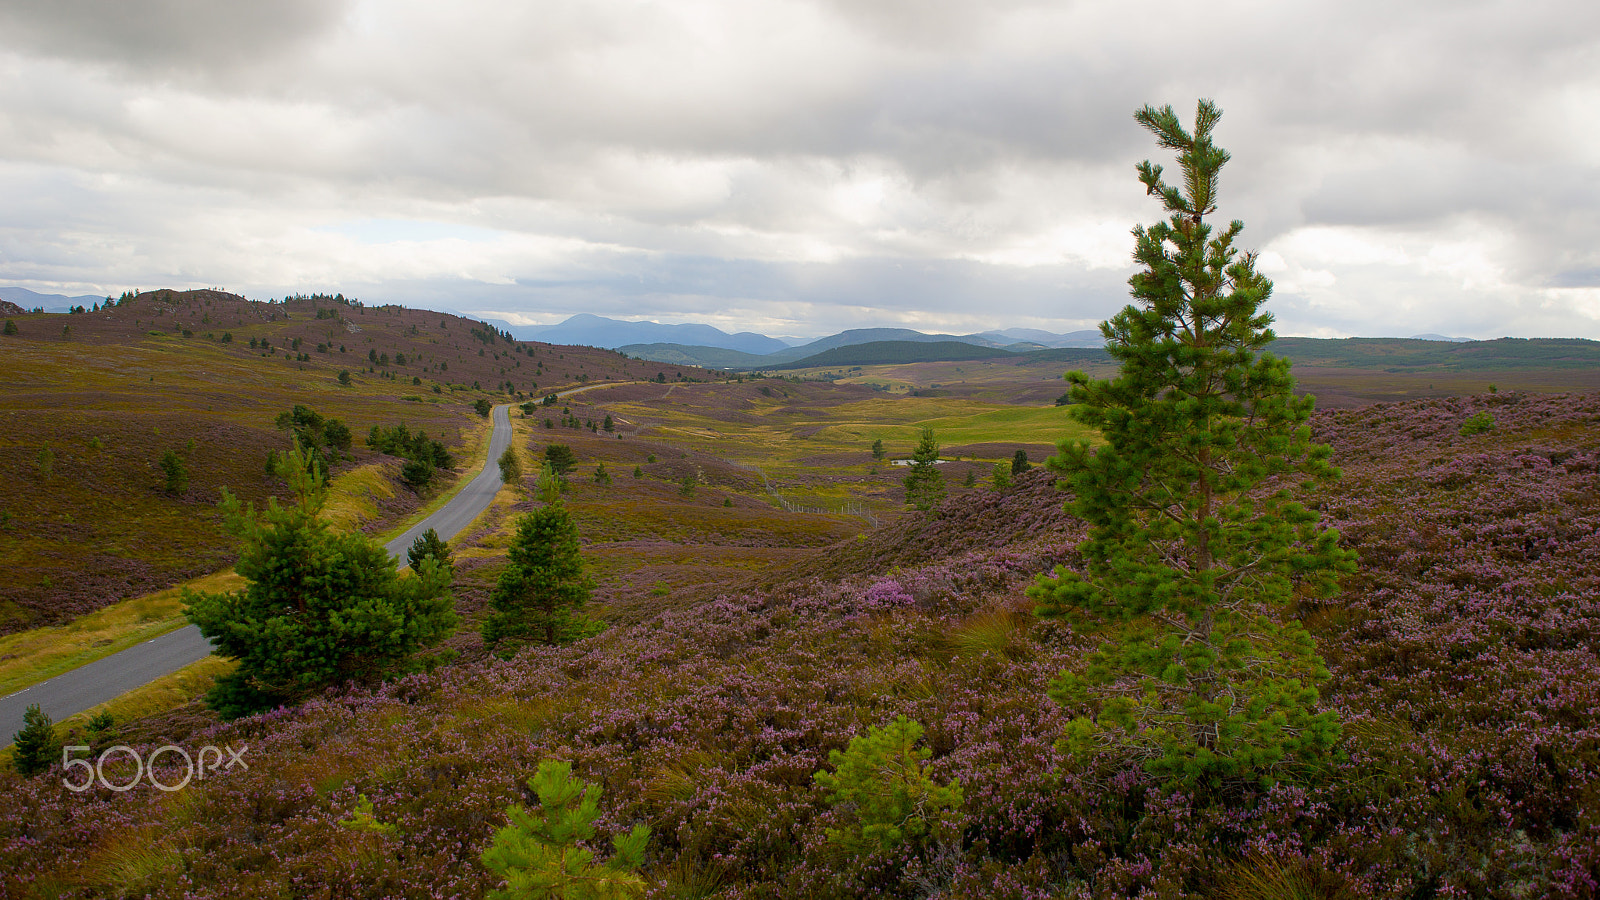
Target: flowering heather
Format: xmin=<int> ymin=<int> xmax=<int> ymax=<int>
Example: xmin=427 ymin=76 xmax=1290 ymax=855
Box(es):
xmin=3 ymin=391 xmax=1599 ymax=898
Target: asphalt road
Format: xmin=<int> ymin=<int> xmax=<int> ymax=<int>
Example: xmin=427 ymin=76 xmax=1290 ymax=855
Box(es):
xmin=1 ymin=403 xmax=514 ymax=741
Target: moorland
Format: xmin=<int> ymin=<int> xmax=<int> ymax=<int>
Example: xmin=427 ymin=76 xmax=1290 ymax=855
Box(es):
xmin=1 ymin=293 xmax=1598 ymax=898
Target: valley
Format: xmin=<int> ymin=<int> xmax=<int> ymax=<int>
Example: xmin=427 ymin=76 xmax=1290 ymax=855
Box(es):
xmin=1 ymin=297 xmax=1598 ymax=898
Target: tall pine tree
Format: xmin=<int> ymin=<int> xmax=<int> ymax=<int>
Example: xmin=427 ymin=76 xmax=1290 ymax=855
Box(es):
xmin=1029 ymin=100 xmax=1356 ymax=788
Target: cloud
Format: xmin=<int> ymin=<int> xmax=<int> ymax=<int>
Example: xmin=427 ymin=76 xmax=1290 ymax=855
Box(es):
xmin=0 ymin=0 xmax=1597 ymax=339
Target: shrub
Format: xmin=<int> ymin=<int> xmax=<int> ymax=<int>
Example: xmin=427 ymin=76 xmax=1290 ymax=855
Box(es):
xmin=990 ymin=461 xmax=1011 ymax=491
xmin=813 ymin=715 xmax=962 ymax=852
xmin=902 ymin=427 xmax=945 ymax=511
xmin=1460 ymin=411 xmax=1496 ymax=436
xmin=407 ymin=527 xmax=453 ymax=575
xmin=499 ymin=446 xmax=523 ymax=484
xmin=474 ymin=398 xmax=493 ymax=417
xmin=10 ymin=704 xmax=59 ymax=777
xmin=1011 ymin=450 xmax=1031 ymax=475
xmin=184 ymin=444 xmax=455 ymax=718
xmin=480 ymin=760 xmax=649 ymax=900
xmin=159 ymin=449 xmax=189 ymax=495
xmin=544 ymin=444 xmax=577 ymax=476
xmin=401 ymin=458 xmax=435 ymax=489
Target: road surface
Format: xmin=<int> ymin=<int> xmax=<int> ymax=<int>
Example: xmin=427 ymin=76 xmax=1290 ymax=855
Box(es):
xmin=1 ymin=403 xmax=515 ymax=741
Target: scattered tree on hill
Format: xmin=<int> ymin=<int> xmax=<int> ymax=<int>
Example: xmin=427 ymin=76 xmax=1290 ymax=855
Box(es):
xmin=543 ymin=444 xmax=577 ymax=476
xmin=338 ymin=369 xmax=352 ymax=385
xmin=593 ymin=462 xmax=611 ymax=484
xmin=603 ymin=414 xmax=614 ymax=433
xmin=407 ymin=527 xmax=453 ymax=576
xmin=962 ymin=467 xmax=977 ymax=487
xmin=474 ymin=398 xmax=493 ymax=417
xmin=902 ymin=427 xmax=945 ymax=511
xmin=10 ymin=704 xmax=59 ymax=777
xmin=2 ymin=319 xmax=17 ymax=336
xmin=481 ymin=485 xmax=594 ymax=651
xmin=480 ymin=759 xmax=650 ymax=900
xmin=184 ymin=443 xmax=456 ymax=719
xmin=991 ymin=461 xmax=1012 ymax=491
xmin=871 ymin=438 xmax=886 ymax=460
xmin=1029 ymin=100 xmax=1356 ymax=788
xmin=1011 ymin=450 xmax=1032 ymax=475
xmin=499 ymin=446 xmax=523 ymax=484
xmin=160 ymin=449 xmax=189 ymax=495
xmin=36 ymin=444 xmax=53 ymax=480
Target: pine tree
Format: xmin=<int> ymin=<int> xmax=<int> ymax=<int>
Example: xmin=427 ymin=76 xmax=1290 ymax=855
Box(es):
xmin=1011 ymin=450 xmax=1031 ymax=475
xmin=11 ymin=703 xmax=59 ymax=776
xmin=160 ymin=449 xmax=189 ymax=494
xmin=902 ymin=427 xmax=945 ymax=511
xmin=544 ymin=444 xmax=577 ymax=476
xmin=871 ymin=438 xmax=886 ymax=460
xmin=480 ymin=760 xmax=649 ymax=900
xmin=499 ymin=446 xmax=523 ymax=484
xmin=482 ymin=487 xmax=593 ymax=650
xmin=1028 ymin=100 xmax=1356 ymax=788
xmin=185 ymin=443 xmax=457 ymax=719
xmin=408 ymin=527 xmax=454 ymax=575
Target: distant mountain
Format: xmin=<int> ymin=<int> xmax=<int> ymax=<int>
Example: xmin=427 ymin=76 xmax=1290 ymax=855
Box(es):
xmin=763 ymin=327 xmax=1008 ymax=364
xmin=770 ymin=340 xmax=1017 ymax=370
xmin=617 ymin=343 xmax=775 ymax=369
xmin=1409 ymin=333 xmax=1473 ymax=343
xmin=509 ymin=313 xmax=790 ymax=354
xmin=0 ymin=286 xmax=109 ymax=313
xmin=976 ymin=328 xmax=1106 ymax=348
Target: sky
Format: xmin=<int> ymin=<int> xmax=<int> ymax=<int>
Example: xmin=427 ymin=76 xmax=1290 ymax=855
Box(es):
xmin=1 ymin=0 xmax=1597 ymax=341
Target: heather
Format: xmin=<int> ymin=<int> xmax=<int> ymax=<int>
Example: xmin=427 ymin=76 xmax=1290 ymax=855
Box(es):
xmin=2 ymin=391 xmax=1599 ymax=897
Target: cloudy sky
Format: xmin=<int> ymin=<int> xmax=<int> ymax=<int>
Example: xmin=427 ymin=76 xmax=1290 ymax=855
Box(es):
xmin=1 ymin=0 xmax=1597 ymax=340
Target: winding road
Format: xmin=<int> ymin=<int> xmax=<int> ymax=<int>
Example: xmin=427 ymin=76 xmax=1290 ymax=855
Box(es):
xmin=1 ymin=403 xmax=515 ymax=741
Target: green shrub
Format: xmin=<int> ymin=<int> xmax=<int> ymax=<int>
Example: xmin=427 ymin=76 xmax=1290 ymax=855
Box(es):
xmin=160 ymin=449 xmax=189 ymax=494
xmin=407 ymin=528 xmax=453 ymax=576
xmin=1460 ymin=411 xmax=1496 ymax=436
xmin=11 ymin=704 xmax=60 ymax=776
xmin=480 ymin=760 xmax=649 ymax=900
xmin=813 ymin=715 xmax=961 ymax=852
xmin=990 ymin=461 xmax=1011 ymax=491
xmin=544 ymin=444 xmax=577 ymax=475
xmin=499 ymin=447 xmax=523 ymax=484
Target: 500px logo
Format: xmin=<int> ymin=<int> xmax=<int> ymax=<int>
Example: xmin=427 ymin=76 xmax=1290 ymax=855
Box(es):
xmin=62 ymin=744 xmax=248 ymax=792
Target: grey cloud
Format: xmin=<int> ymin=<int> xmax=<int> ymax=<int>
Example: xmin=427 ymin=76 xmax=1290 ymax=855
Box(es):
xmin=0 ymin=0 xmax=350 ymax=72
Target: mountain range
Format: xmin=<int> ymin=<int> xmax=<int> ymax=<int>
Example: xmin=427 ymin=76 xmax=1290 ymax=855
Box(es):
xmin=0 ymin=286 xmax=112 ymax=312
xmin=475 ymin=313 xmax=1108 ymax=368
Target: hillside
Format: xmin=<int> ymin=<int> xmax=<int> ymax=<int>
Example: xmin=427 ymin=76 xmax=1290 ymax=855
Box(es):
xmin=0 ymin=290 xmax=720 ymax=633
xmin=2 ymin=389 xmax=1597 ymax=897
xmin=771 ymin=339 xmax=1017 ymax=369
